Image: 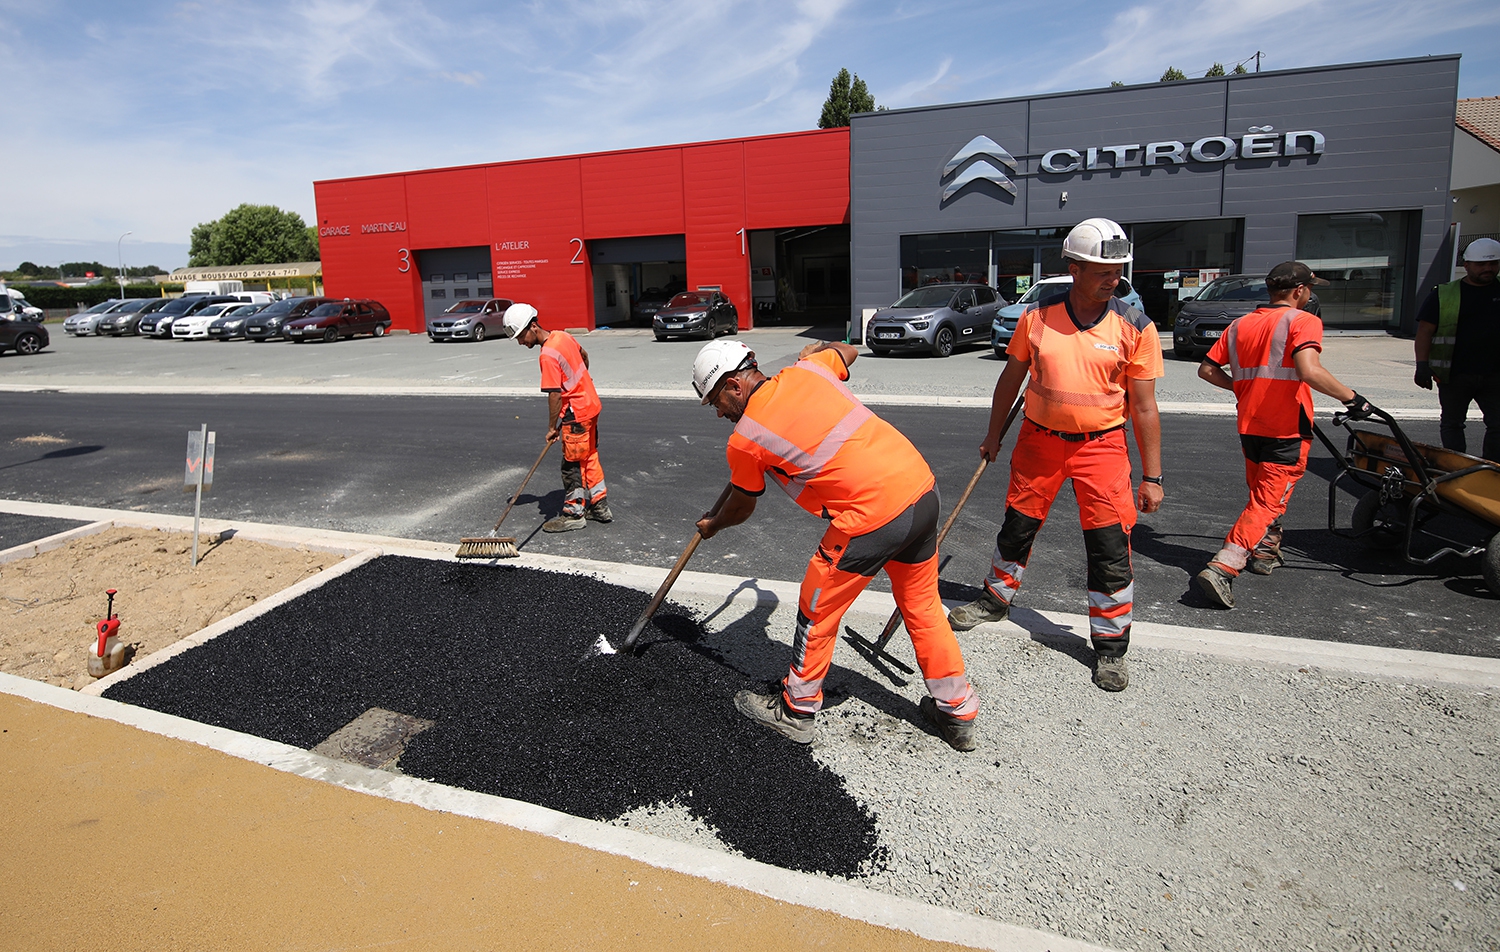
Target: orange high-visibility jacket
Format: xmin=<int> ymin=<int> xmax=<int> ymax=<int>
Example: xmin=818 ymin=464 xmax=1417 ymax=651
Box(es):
xmin=539 ymin=330 xmax=601 ymax=422
xmin=1206 ymin=305 xmax=1322 ymax=438
xmin=726 ymin=350 xmax=933 ymax=535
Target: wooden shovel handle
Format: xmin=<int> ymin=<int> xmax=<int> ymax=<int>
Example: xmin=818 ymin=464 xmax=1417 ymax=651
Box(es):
xmin=490 ymin=437 xmax=557 ymax=533
xmin=624 ymin=483 xmax=734 ymax=648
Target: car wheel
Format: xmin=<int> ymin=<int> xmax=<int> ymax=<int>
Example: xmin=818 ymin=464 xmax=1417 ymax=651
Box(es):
xmin=472 ymin=323 xmax=486 ymax=342
xmin=1483 ymin=533 xmax=1500 ymax=598
xmin=1172 ymin=343 xmax=1196 ymax=360
xmin=727 ymin=319 xmax=737 ymax=335
xmin=1351 ymin=490 xmax=1403 ymax=549
xmin=654 ymin=333 xmax=667 ymax=342
xmin=931 ymin=325 xmax=956 ymax=358
xmin=870 ymin=346 xmax=890 ymax=357
xmin=13 ymin=332 xmax=43 ymax=355
xmin=323 ymin=328 xmax=338 ymax=343
xmin=992 ymin=344 xmax=1007 ymax=359
xmin=706 ymin=316 xmax=717 ymax=339
xmin=373 ymin=324 xmax=386 ymax=338
xmin=253 ymin=338 xmax=266 ymax=343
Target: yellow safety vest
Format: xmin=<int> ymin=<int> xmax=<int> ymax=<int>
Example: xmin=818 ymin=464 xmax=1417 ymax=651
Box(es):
xmin=1430 ymin=280 xmax=1462 ymax=383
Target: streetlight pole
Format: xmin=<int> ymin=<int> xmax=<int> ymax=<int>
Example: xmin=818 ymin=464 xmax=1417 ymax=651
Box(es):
xmin=116 ymin=231 xmax=132 ymax=296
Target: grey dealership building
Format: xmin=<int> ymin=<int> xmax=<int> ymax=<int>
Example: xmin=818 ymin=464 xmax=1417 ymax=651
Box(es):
xmin=850 ymin=55 xmax=1461 ymax=336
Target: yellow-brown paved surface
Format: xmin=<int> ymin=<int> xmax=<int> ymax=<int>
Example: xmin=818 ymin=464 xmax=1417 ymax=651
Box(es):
xmin=0 ymin=693 xmax=976 ymax=951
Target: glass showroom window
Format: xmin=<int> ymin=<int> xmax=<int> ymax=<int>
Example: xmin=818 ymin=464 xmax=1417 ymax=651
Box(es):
xmin=1296 ymin=212 xmax=1417 ymax=329
xmin=900 ymin=232 xmax=990 ymax=293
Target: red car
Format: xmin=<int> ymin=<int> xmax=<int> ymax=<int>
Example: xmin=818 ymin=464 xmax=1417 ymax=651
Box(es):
xmin=285 ymin=299 xmax=392 ymax=342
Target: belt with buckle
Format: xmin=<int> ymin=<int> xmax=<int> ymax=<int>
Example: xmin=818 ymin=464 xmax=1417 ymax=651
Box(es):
xmin=1029 ymin=419 xmax=1125 ymax=442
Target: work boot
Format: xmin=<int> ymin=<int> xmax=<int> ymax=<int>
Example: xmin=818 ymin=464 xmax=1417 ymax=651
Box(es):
xmin=585 ymin=500 xmax=613 ymax=523
xmin=542 ymin=513 xmax=587 ymax=533
xmin=1194 ymin=564 xmax=1235 ymax=608
xmin=919 ymin=696 xmax=977 ymax=752
xmin=734 ymin=690 xmax=814 ymax=744
xmin=1247 ymin=552 xmax=1284 ymax=576
xmin=1093 ymin=655 xmax=1129 ymax=692
xmin=947 ymin=590 xmax=1009 ymax=631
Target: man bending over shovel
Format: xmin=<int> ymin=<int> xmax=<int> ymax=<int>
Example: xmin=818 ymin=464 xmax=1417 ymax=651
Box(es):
xmin=692 ymin=339 xmax=980 ymax=751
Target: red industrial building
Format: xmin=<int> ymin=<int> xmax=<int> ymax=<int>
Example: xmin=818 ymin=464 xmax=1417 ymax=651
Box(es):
xmin=314 ymin=129 xmax=851 ymax=334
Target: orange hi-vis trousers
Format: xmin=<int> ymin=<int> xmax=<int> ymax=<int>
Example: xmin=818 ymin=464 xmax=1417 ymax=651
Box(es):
xmin=1210 ymin=435 xmax=1309 ymax=575
xmin=560 ymin=417 xmax=606 ymax=517
xmin=783 ymin=491 xmax=977 ymax=720
xmin=983 ymin=421 xmax=1137 ymax=657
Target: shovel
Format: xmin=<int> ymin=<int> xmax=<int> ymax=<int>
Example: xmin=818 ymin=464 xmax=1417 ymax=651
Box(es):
xmin=617 ymin=483 xmax=734 ymax=653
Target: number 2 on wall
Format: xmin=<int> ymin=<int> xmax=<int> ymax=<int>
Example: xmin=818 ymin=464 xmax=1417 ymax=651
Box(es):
xmin=397 ymin=248 xmax=411 ymax=273
xmin=570 ymin=238 xmax=583 ymax=264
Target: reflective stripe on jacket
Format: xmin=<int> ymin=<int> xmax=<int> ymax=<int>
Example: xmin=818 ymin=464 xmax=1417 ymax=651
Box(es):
xmin=1217 ymin=305 xmax=1320 ymax=439
xmin=539 ymin=330 xmax=602 ymax=422
xmin=1430 ymin=280 xmax=1462 ymax=383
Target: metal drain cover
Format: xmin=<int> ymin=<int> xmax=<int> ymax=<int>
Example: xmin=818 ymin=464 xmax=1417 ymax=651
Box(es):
xmin=311 ymin=708 xmax=435 ymax=772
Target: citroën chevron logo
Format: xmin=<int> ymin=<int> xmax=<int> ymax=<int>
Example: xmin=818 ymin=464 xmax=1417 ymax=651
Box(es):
xmin=941 ymin=135 xmax=1018 ymax=201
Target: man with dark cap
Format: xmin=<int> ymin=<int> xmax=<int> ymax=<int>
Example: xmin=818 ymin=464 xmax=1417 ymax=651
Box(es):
xmin=1194 ymin=261 xmax=1376 ymax=608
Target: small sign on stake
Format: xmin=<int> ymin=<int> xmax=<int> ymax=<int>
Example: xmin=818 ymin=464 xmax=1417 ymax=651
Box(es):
xmin=184 ymin=425 xmax=216 ymax=567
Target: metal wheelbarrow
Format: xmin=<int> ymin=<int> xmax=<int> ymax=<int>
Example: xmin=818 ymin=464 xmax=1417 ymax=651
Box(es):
xmin=1315 ymin=406 xmax=1500 ymax=596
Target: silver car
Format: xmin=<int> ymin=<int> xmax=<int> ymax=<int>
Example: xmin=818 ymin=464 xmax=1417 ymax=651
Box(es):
xmin=63 ymin=299 xmax=128 ymax=336
xmin=427 ymin=298 xmax=513 ymax=342
xmin=864 ymin=284 xmax=1004 ymax=357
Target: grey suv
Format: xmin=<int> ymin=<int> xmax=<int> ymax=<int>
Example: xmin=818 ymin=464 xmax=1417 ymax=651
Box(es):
xmin=865 ymin=284 xmax=1003 ymax=357
xmin=1172 ymin=275 xmax=1321 ymax=359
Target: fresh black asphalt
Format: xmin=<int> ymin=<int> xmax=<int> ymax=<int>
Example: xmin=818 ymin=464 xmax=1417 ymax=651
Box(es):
xmin=103 ymin=557 xmax=880 ymax=876
xmin=2 ymin=392 xmax=1494 ymax=657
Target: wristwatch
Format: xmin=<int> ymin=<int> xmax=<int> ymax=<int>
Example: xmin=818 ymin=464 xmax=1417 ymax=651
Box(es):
xmin=1141 ymin=475 xmax=1164 ymax=486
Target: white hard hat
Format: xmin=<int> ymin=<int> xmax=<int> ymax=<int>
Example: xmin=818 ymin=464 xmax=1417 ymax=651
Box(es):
xmin=693 ymin=340 xmax=756 ymax=404
xmin=501 ymin=303 xmax=538 ymax=338
xmin=1463 ymin=237 xmax=1500 ymax=263
xmin=1062 ymin=217 xmax=1133 ymax=265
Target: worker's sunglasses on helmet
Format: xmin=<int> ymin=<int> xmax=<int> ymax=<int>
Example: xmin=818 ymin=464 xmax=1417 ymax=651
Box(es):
xmin=1098 ymin=237 xmax=1132 ymax=260
xmin=695 ymin=356 xmax=755 ymax=400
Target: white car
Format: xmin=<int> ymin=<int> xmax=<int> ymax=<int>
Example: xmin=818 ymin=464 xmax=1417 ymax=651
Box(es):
xmin=64 ymin=299 xmax=129 ymax=336
xmin=172 ymin=303 xmax=235 ymax=339
xmin=3 ymin=287 xmax=43 ymax=321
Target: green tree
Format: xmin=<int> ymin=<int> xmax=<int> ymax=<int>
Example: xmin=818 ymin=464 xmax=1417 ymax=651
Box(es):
xmin=1110 ymin=80 xmax=1125 ymax=87
xmin=187 ymin=204 xmax=320 ymax=266
xmin=1233 ymin=63 xmax=1248 ymax=75
xmin=1205 ymin=63 xmax=1226 ymax=77
xmin=818 ymin=68 xmax=878 ymax=129
xmin=1160 ymin=67 xmax=1187 ymax=82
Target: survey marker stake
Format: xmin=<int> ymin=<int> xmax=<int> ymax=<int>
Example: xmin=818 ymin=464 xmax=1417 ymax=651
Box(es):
xmin=845 ymin=394 xmax=1023 ymax=684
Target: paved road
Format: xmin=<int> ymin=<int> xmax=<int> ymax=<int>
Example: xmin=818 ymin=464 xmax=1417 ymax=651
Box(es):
xmin=3 ymin=392 xmax=1493 ymax=658
xmin=5 ymin=324 xmax=1438 ymax=413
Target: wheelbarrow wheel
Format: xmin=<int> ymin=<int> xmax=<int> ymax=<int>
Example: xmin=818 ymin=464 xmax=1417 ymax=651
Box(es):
xmin=1351 ymin=490 xmax=1403 ymax=549
xmin=1483 ymin=534 xmax=1500 ymax=598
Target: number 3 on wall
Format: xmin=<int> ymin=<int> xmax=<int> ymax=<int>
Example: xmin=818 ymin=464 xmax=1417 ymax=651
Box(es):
xmin=570 ymin=238 xmax=583 ymax=264
xmin=397 ymin=248 xmax=411 ymax=273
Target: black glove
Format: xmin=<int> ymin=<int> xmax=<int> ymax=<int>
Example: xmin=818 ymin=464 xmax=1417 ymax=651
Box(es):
xmin=1343 ymin=392 xmax=1376 ymax=422
xmin=1414 ymin=360 xmax=1433 ymax=390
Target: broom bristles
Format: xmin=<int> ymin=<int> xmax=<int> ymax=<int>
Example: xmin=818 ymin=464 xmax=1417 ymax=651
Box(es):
xmin=455 ymin=536 xmax=519 ymax=559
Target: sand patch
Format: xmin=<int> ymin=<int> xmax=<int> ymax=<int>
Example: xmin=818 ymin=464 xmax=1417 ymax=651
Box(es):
xmin=1 ymin=527 xmax=342 ymax=690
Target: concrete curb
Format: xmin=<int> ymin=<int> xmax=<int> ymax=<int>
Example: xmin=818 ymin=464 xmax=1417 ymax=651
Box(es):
xmin=0 ymin=670 xmax=1112 ymax=952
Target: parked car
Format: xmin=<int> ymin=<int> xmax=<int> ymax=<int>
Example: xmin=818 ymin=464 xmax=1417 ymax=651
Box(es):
xmin=172 ymin=303 xmax=238 ymax=340
xmin=990 ymin=276 xmax=1147 ymax=356
xmin=427 ymin=298 xmax=513 ymax=342
xmin=96 ymin=298 xmax=159 ymax=336
xmin=1171 ymin=275 xmax=1321 ymax=359
xmin=243 ymin=296 xmax=330 ymax=341
xmin=285 ymin=299 xmax=391 ymax=342
xmin=0 ymin=311 xmax=49 ymax=356
xmin=632 ymin=288 xmax=673 ymax=326
xmin=652 ymin=290 xmax=738 ymax=341
xmin=207 ymin=302 xmax=268 ymax=340
xmin=138 ymin=294 xmax=239 ymax=338
xmin=865 ymin=283 xmax=1003 ymax=358
xmin=63 ymin=299 xmax=128 ymax=336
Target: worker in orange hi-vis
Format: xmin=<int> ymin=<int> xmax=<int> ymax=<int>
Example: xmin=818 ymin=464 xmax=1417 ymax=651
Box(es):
xmin=946 ymin=218 xmax=1163 ymax=693
xmin=692 ymin=338 xmax=979 ymax=752
xmin=1193 ymin=261 xmax=1376 ymax=609
xmin=501 ymin=303 xmax=610 ymax=533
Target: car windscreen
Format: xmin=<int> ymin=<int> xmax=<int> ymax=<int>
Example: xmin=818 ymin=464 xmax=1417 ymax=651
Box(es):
xmin=197 ymin=305 xmax=230 ymax=317
xmin=1197 ymin=278 xmax=1267 ymax=302
xmin=159 ymin=298 xmax=199 ymax=315
xmin=1017 ymin=280 xmax=1070 ymax=305
xmin=446 ymin=301 xmax=484 ymax=313
xmin=307 ymin=303 xmax=344 ymax=318
xmin=113 ymin=299 xmax=150 ymax=313
xmin=81 ymin=301 xmax=119 ymax=314
xmin=892 ymin=287 xmax=958 ymax=308
xmin=667 ymin=293 xmax=709 ymax=307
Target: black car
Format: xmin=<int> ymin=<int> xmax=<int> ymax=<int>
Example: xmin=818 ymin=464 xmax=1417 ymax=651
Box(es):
xmin=0 ymin=312 xmax=49 ymax=356
xmin=652 ymin=290 xmax=738 ymax=341
xmin=207 ymin=302 xmax=269 ymax=340
xmin=1172 ymin=275 xmax=1321 ymax=359
xmin=631 ymin=288 xmax=673 ymax=327
xmin=243 ymin=296 xmax=331 ymax=341
xmin=98 ymin=298 xmax=168 ymax=336
xmin=137 ymin=295 xmax=239 ymax=338
xmin=285 ymin=299 xmax=392 ymax=342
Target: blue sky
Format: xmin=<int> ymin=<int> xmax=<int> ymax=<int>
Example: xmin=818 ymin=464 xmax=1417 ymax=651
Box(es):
xmin=2 ymin=0 xmax=1497 ymax=272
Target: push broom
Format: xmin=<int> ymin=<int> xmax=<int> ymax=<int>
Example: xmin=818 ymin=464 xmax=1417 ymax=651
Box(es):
xmin=845 ymin=394 xmax=1024 ymax=680
xmin=455 ymin=436 xmax=557 ymax=559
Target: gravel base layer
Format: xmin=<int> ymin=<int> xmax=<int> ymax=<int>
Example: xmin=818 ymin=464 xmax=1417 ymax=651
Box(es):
xmin=106 ymin=556 xmax=1499 ymax=952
